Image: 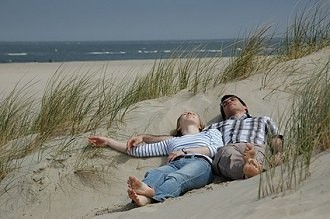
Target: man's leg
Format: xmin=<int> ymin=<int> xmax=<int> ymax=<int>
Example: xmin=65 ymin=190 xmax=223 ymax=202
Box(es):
xmin=243 ymin=144 xmax=264 ymax=178
xmin=212 ymin=143 xmax=247 ymax=180
xmin=242 ymin=143 xmax=261 ymax=178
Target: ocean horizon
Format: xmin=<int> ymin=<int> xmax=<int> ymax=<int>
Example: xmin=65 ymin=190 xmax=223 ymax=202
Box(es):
xmin=0 ymin=39 xmax=280 ymax=63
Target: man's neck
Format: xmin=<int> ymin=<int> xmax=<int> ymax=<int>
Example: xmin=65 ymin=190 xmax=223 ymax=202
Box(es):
xmin=228 ymin=111 xmax=245 ymax=119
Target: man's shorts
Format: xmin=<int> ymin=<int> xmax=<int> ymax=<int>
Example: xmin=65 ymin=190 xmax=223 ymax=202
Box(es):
xmin=212 ymin=143 xmax=265 ymax=180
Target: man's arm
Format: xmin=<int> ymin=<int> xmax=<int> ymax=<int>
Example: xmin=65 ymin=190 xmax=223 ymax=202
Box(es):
xmin=266 ymin=117 xmax=283 ymax=154
xmin=127 ymin=134 xmax=172 ymax=150
xmin=269 ymin=135 xmax=283 ymax=166
xmin=143 ymin=134 xmax=172 ymax=143
xmin=270 ymin=135 xmax=283 ymax=154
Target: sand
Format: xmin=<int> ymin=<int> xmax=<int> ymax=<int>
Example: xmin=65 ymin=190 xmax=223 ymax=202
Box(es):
xmin=0 ymin=48 xmax=329 ymax=219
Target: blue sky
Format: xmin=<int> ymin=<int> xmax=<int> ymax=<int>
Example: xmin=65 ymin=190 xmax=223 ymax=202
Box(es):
xmin=0 ymin=0 xmax=318 ymax=41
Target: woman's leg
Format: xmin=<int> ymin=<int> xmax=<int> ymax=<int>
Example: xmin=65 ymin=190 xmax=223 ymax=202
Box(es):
xmin=152 ymin=158 xmax=213 ymax=202
xmin=127 ymin=176 xmax=155 ymax=197
xmin=127 ymin=187 xmax=152 ymax=207
xmin=127 ymin=164 xmax=177 ymax=206
xmin=142 ymin=163 xmax=178 ymax=190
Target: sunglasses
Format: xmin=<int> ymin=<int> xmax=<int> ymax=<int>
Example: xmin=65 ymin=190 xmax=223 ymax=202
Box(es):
xmin=220 ymin=96 xmax=238 ymax=107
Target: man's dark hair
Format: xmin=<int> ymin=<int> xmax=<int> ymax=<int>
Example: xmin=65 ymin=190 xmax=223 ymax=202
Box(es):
xmin=220 ymin=94 xmax=249 ymax=120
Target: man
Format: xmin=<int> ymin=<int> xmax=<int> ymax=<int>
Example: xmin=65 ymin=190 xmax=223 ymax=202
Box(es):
xmin=127 ymin=94 xmax=283 ymax=180
xmin=208 ymin=95 xmax=283 ymax=179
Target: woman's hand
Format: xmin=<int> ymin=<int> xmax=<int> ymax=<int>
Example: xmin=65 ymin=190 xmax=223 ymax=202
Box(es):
xmin=88 ymin=136 xmax=109 ymax=147
xmin=167 ymin=150 xmax=185 ymax=162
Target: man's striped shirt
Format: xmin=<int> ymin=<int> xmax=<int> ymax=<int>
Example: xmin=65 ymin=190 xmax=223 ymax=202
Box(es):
xmin=206 ymin=114 xmax=281 ymax=145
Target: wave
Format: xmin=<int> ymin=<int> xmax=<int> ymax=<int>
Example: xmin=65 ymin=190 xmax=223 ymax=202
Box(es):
xmin=206 ymin=49 xmax=222 ymax=53
xmin=85 ymin=49 xmax=223 ymax=56
xmin=88 ymin=51 xmax=126 ymax=55
xmin=7 ymin=53 xmax=28 ymax=56
xmin=141 ymin=50 xmax=158 ymax=54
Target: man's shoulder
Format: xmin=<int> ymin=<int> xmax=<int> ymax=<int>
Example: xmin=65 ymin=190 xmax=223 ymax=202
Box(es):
xmin=205 ymin=115 xmax=274 ymax=126
xmin=248 ymin=116 xmax=273 ymax=120
xmin=205 ymin=121 xmax=223 ymax=129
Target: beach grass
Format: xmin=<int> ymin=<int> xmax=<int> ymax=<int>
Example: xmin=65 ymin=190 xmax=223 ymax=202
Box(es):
xmin=257 ymin=0 xmax=330 ymax=198
xmin=33 ymin=67 xmax=98 ymax=137
xmin=259 ymin=58 xmax=330 ymax=198
xmin=0 ymin=82 xmax=37 ymax=180
xmin=218 ymin=25 xmax=274 ymax=83
xmin=0 ymin=82 xmax=35 ymax=146
xmin=281 ymin=0 xmax=330 ymax=60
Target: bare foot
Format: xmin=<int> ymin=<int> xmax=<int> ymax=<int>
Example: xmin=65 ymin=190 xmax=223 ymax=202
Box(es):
xmin=127 ymin=188 xmax=151 ymax=207
xmin=242 ymin=144 xmax=262 ymax=178
xmin=243 ymin=158 xmax=262 ymax=178
xmin=127 ymin=176 xmax=155 ymax=197
xmin=243 ymin=143 xmax=256 ymax=162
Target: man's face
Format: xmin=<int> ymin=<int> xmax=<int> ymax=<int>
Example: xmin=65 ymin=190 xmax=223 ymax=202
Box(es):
xmin=221 ymin=96 xmax=247 ymax=118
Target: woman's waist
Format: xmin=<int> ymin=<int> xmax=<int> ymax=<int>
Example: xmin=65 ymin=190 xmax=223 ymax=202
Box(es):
xmin=172 ymin=153 xmax=212 ymax=165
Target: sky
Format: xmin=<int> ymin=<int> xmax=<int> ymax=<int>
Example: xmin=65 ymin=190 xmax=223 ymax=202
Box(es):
xmin=0 ymin=0 xmax=320 ymax=41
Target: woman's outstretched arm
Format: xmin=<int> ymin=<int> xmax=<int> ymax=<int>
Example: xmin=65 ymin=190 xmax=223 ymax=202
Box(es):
xmin=88 ymin=136 xmax=127 ymax=153
xmin=88 ymin=135 xmax=170 ymax=157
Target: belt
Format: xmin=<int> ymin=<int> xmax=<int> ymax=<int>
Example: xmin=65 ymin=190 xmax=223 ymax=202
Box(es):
xmin=173 ymin=154 xmax=212 ymax=165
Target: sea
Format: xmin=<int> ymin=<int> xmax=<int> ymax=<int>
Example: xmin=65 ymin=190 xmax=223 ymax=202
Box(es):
xmin=0 ymin=39 xmax=279 ymax=63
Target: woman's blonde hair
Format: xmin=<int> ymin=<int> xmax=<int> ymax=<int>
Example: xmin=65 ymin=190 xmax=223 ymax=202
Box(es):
xmin=170 ymin=112 xmax=205 ymax=137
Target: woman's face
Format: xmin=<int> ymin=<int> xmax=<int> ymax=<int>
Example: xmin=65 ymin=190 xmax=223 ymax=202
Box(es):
xmin=177 ymin=112 xmax=202 ymax=130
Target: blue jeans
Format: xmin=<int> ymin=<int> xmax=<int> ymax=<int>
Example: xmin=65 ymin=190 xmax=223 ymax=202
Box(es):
xmin=142 ymin=157 xmax=213 ymax=202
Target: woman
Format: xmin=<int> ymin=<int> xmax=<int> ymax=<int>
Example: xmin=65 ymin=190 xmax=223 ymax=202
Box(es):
xmin=88 ymin=111 xmax=223 ymax=206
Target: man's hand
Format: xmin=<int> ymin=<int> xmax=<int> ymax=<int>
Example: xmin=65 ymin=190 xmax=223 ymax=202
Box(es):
xmin=127 ymin=135 xmax=144 ymax=150
xmin=271 ymin=136 xmax=283 ymax=154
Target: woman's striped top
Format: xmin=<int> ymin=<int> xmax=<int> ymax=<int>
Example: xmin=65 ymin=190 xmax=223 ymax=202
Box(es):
xmin=127 ymin=129 xmax=223 ymax=159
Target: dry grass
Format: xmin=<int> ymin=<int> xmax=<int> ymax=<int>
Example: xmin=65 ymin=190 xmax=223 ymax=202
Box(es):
xmin=259 ymin=58 xmax=330 ymax=198
xmin=281 ymin=0 xmax=330 ymax=60
xmin=219 ymin=25 xmax=274 ymax=83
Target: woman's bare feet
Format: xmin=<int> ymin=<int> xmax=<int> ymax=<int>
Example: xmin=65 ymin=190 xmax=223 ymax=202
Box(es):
xmin=243 ymin=143 xmax=262 ymax=178
xmin=127 ymin=176 xmax=155 ymax=198
xmin=127 ymin=188 xmax=151 ymax=207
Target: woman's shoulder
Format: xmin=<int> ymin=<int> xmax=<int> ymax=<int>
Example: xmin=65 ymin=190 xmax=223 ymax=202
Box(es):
xmin=203 ymin=128 xmax=222 ymax=135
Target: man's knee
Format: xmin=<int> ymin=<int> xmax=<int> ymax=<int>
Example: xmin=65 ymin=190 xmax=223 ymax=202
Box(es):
xmin=212 ymin=145 xmax=245 ymax=180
